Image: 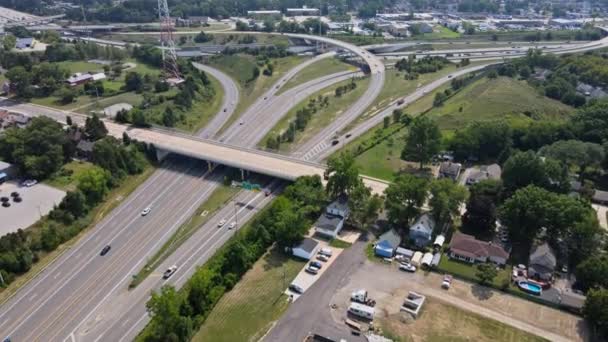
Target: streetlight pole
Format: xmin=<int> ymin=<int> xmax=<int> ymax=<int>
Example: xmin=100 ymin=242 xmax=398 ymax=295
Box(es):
xmin=234 ymin=200 xmax=238 ymax=232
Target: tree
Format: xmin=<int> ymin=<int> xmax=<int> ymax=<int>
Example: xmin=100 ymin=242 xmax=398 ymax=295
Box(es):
xmin=449 ymin=121 xmax=512 ymax=161
xmin=162 ymin=107 xmax=177 ymax=127
xmin=146 ymin=285 xmax=192 ymax=341
xmin=115 ymin=109 xmax=130 ymax=123
xmin=111 ymin=64 xmax=123 ymax=79
xmin=583 ymin=288 xmax=608 ymax=338
xmin=428 ymin=179 xmax=468 ymax=230
xmin=325 ymin=153 xmax=360 ymax=199
xmin=6 ymin=66 xmax=33 ymax=98
xmin=84 ymin=114 xmax=108 ymax=141
xmin=402 ymin=116 xmax=442 ymax=169
xmin=383 ymin=116 xmax=390 ymax=128
xmin=502 ymin=151 xmax=569 ymax=195
xmin=3 ymin=34 xmax=16 ymax=50
xmin=539 ymin=140 xmax=604 ymax=180
xmin=124 ymin=71 xmax=143 ymax=92
xmin=66 ymin=116 xmax=73 ymax=126
xmin=462 ymin=180 xmax=503 ymax=238
xmin=58 ymin=190 xmax=88 ymax=218
xmin=131 ymin=109 xmax=150 ymax=127
xmin=348 ymin=181 xmax=382 ymax=230
xmin=476 ymin=263 xmax=498 ymax=285
xmin=575 ymin=255 xmax=608 ymax=291
xmin=392 ymin=109 xmax=402 ymax=124
xmin=194 ymin=30 xmax=211 ymax=43
xmin=77 ymin=166 xmax=110 ymax=205
xmin=384 ymin=174 xmax=429 ymax=228
xmin=57 ymin=87 xmax=76 ymax=104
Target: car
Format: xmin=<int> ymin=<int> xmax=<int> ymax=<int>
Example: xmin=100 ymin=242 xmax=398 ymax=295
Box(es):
xmin=442 ymin=275 xmax=453 ymax=289
xmin=141 ymin=207 xmax=151 ymax=216
xmin=331 ymin=139 xmax=339 ymax=146
xmin=223 ymin=108 xmax=227 ymax=112
xmin=399 ymin=263 xmax=416 ymax=272
xmin=239 ymin=121 xmax=244 ymax=125
xmin=263 ymin=96 xmax=268 ymax=100
xmin=218 ymin=219 xmax=226 ymax=227
xmin=345 ymin=133 xmax=352 ymax=138
xmin=447 ymin=75 xmax=453 ymax=78
xmin=317 ymin=254 xmax=329 ymax=262
xmin=2 ymin=201 xmax=10 ymax=207
xmin=263 ymin=188 xmax=271 ymax=196
xmin=163 ymin=265 xmax=178 ymax=279
xmin=228 ymin=221 xmax=236 ymax=229
xmin=305 ymin=265 xmax=319 ymax=274
xmin=10 ymin=192 xmax=18 ymax=198
xmin=276 ymin=85 xmax=280 ymax=89
xmin=100 ymin=245 xmax=111 ymax=256
xmin=319 ymin=248 xmax=333 ymax=257
xmin=289 ymin=283 xmax=304 ymax=294
xmin=0 ymin=197 xmax=8 ymax=203
xmin=22 ymin=179 xmax=37 ymax=187
xmin=12 ymin=196 xmax=21 ymax=203
xmin=310 ymin=261 xmax=323 ymax=269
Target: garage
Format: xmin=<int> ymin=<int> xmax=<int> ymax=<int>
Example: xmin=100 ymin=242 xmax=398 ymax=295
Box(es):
xmin=292 ymin=237 xmax=319 ymax=260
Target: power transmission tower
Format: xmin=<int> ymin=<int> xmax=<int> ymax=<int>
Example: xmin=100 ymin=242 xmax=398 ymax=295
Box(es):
xmin=158 ymin=0 xmax=181 ymax=80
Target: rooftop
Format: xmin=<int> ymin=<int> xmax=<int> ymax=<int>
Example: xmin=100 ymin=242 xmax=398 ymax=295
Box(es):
xmin=449 ymin=231 xmax=509 ymax=260
xmin=295 ymin=237 xmax=318 ymax=253
xmin=315 ymin=213 xmax=343 ymax=233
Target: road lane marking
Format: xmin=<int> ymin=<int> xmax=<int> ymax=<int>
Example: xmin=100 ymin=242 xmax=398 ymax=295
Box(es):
xmin=53 ymin=271 xmax=62 ymax=280
xmin=28 ymin=293 xmax=38 ymax=302
xmin=118 ymin=312 xmax=147 ymax=342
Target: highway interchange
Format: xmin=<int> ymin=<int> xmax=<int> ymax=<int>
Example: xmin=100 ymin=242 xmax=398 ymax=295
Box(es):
xmin=2 ymin=30 xmax=608 ymax=341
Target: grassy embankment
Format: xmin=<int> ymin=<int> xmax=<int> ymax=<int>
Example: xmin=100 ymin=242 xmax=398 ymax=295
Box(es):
xmin=277 ymin=57 xmax=357 ymax=95
xmin=340 ymin=76 xmax=574 ymax=181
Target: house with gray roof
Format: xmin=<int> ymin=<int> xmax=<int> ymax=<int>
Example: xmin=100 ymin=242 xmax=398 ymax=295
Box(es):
xmin=292 ymin=237 xmax=319 ymax=260
xmin=438 ymin=162 xmax=462 ymax=181
xmin=409 ymin=213 xmax=435 ymax=248
xmin=314 ymin=197 xmax=349 ymax=238
xmin=528 ymin=243 xmax=556 ymax=281
xmin=466 ymin=164 xmax=502 ymax=185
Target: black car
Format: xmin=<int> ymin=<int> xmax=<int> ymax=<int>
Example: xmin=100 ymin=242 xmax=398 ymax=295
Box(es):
xmin=100 ymin=245 xmax=111 ymax=256
xmin=13 ymin=196 xmax=22 ymax=203
xmin=10 ymin=192 xmax=18 ymax=198
xmin=2 ymin=201 xmax=10 ymax=207
xmin=0 ymin=197 xmax=8 ymax=203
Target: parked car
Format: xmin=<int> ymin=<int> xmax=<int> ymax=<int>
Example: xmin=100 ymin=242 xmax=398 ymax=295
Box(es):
xmin=141 ymin=207 xmax=151 ymax=216
xmin=442 ymin=275 xmax=453 ymax=289
xmin=305 ymin=265 xmax=320 ymax=275
xmin=319 ymin=248 xmax=333 ymax=257
xmin=10 ymin=192 xmax=18 ymax=198
xmin=12 ymin=196 xmax=21 ymax=203
xmin=310 ymin=261 xmax=323 ymax=269
xmin=100 ymin=245 xmax=111 ymax=256
xmin=263 ymin=188 xmax=271 ymax=196
xmin=317 ymin=254 xmax=329 ymax=262
xmin=218 ymin=219 xmax=226 ymax=227
xmin=22 ymin=179 xmax=37 ymax=187
xmin=399 ymin=263 xmax=416 ymax=272
xmin=2 ymin=201 xmax=10 ymax=207
xmin=289 ymin=283 xmax=304 ymax=294
xmin=163 ymin=265 xmax=178 ymax=279
xmin=0 ymin=197 xmax=8 ymax=202
xmin=228 ymin=222 xmax=236 ymax=229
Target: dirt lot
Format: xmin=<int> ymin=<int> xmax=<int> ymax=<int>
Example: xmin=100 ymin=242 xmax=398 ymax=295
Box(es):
xmin=329 ymin=260 xmax=586 ymax=342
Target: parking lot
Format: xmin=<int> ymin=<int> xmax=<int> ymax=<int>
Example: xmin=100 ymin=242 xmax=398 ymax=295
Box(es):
xmin=0 ymin=181 xmax=65 ymax=236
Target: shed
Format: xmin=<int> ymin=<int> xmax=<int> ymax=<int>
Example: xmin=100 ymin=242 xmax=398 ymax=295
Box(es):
xmin=395 ymin=247 xmax=414 ymax=259
xmin=431 ymin=253 xmax=441 ymax=267
xmin=433 ymin=234 xmax=445 ymax=248
xmin=292 ymin=238 xmax=319 ymax=260
xmin=411 ymin=251 xmax=423 ymax=267
xmin=421 ymin=252 xmax=434 ymax=268
xmin=374 ymin=229 xmax=401 ymax=258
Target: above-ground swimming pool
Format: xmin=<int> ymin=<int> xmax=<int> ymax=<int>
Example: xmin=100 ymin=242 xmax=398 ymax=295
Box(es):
xmin=517 ymin=281 xmax=542 ymax=295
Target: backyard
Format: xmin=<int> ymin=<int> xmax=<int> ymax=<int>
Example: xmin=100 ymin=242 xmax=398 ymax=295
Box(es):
xmin=436 ymin=254 xmax=512 ymax=289
xmin=192 ymin=246 xmax=305 ymax=342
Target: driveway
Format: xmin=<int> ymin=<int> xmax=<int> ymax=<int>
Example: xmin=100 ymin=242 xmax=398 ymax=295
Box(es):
xmin=592 ymin=204 xmax=608 ymax=230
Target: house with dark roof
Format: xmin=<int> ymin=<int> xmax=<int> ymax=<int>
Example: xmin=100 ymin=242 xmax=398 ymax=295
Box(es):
xmin=15 ymin=37 xmax=34 ymax=49
xmin=528 ymin=243 xmax=556 ymax=281
xmin=292 ymin=237 xmax=319 ymax=260
xmin=438 ymin=162 xmax=462 ymax=181
xmin=448 ymin=231 xmax=510 ymax=265
xmin=326 ymin=196 xmax=349 ymax=218
xmin=409 ymin=213 xmax=435 ymax=248
xmin=314 ymin=197 xmax=350 ymax=238
xmin=466 ymin=164 xmax=502 ymax=185
xmin=76 ymin=140 xmax=96 ymax=160
xmin=375 ymin=229 xmax=402 ymax=258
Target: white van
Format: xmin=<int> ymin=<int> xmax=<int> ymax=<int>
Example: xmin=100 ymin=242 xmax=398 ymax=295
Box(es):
xmin=319 ymin=248 xmax=333 ymax=257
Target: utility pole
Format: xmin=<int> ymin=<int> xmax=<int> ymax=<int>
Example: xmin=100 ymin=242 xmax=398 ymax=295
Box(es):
xmin=234 ymin=200 xmax=238 ymax=231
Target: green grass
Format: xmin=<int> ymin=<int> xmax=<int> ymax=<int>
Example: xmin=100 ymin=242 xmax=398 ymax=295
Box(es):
xmin=74 ymin=91 xmax=144 ymax=114
xmin=45 ymin=161 xmax=97 ymax=191
xmin=125 ymin=58 xmax=162 ymax=77
xmin=261 ymin=76 xmax=370 ymax=152
xmin=56 ymin=61 xmax=104 ymax=74
xmin=337 ymin=75 xmax=574 ymax=181
xmin=175 ymin=75 xmax=224 ymax=133
xmin=278 ymin=57 xmax=356 ymax=94
xmin=415 ymin=25 xmax=461 ymax=40
xmin=329 ymin=239 xmax=352 ymax=248
xmin=426 ymin=77 xmax=574 ymax=131
xmin=129 ymin=184 xmax=240 ymax=288
xmin=192 ymin=246 xmax=305 ymax=342
xmin=437 ymin=254 xmax=511 ymax=288
xmin=210 ymin=54 xmax=307 ymax=136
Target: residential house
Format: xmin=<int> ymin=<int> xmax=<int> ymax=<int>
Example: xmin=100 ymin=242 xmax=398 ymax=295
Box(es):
xmin=528 ymin=243 xmax=556 ymax=281
xmin=15 ymin=37 xmax=34 ymax=49
xmin=448 ymin=231 xmax=510 ymax=265
xmin=466 ymin=164 xmax=502 ymax=185
xmin=314 ymin=197 xmax=349 ymax=239
xmin=292 ymin=237 xmax=319 ymax=260
xmin=438 ymin=161 xmax=462 ymax=181
xmin=375 ymin=229 xmax=401 ymax=258
xmin=10 ymin=113 xmax=30 ymax=128
xmin=67 ymin=73 xmax=93 ymax=87
xmin=409 ymin=213 xmax=435 ymax=248
xmin=76 ymin=140 xmax=96 ymax=160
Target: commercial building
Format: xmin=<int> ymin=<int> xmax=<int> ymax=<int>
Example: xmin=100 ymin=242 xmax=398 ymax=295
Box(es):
xmin=66 ymin=73 xmax=93 ymax=86
xmin=246 ymin=10 xmax=282 ymax=20
xmin=285 ymin=6 xmax=319 ymax=16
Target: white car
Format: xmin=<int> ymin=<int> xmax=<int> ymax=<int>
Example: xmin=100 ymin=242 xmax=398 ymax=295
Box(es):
xmin=141 ymin=207 xmax=151 ymax=216
xmin=399 ymin=263 xmax=416 ymax=272
xmin=163 ymin=265 xmax=178 ymax=279
xmin=289 ymin=283 xmax=304 ymax=294
xmin=218 ymin=219 xmax=226 ymax=227
xmin=319 ymin=248 xmax=333 ymax=257
xmin=442 ymin=275 xmax=453 ymax=289
xmin=317 ymin=254 xmax=329 ymax=262
xmin=228 ymin=222 xmax=236 ymax=229
xmin=22 ymin=179 xmax=37 ymax=187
